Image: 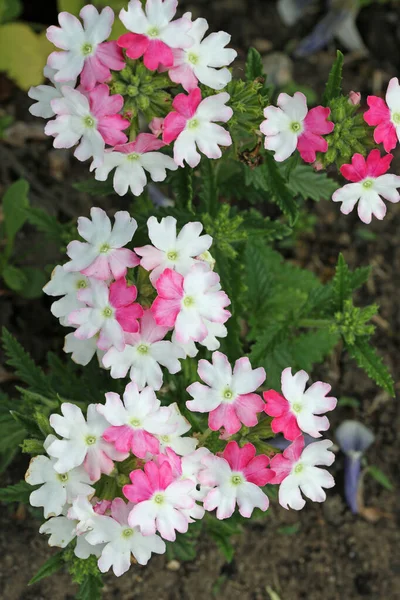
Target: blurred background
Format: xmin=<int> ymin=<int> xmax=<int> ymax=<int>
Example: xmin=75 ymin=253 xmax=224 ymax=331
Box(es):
xmin=0 ymin=1 xmax=399 ymax=599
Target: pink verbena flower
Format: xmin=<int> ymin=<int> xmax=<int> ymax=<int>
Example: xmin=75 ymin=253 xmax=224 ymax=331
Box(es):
xmin=102 ymin=309 xmax=184 ymax=390
xmin=91 ymin=133 xmax=178 ymax=197
xmin=167 ymin=15 xmax=237 ymax=92
xmin=263 ymin=367 xmax=337 ymax=441
xmin=47 ymin=5 xmax=125 ymax=90
xmin=97 ymin=382 xmax=174 ymax=458
xmin=186 ymin=352 xmax=266 ymax=435
xmin=151 ymin=264 xmax=231 ymax=344
xmin=64 ymin=207 xmax=139 ymax=280
xmin=332 ymin=150 xmax=400 ymax=223
xmin=364 ymin=77 xmax=400 ymax=153
xmin=162 ymin=87 xmax=233 ymax=167
xmin=47 ymin=404 xmax=128 ymax=481
xmin=135 ymin=215 xmax=212 ymax=284
xmin=260 ymin=91 xmax=334 ymax=163
xmin=118 ymin=0 xmax=192 ymax=71
xmin=270 ymin=435 xmax=335 ymax=510
xmin=45 ymin=84 xmax=129 ymax=164
xmin=149 ymin=117 xmax=165 ymax=137
xmin=123 ymin=461 xmax=195 ymax=541
xmin=69 ymin=278 xmax=143 ymax=352
xmin=199 ymin=441 xmax=273 ymax=520
xmin=157 ymin=402 xmax=198 ymax=456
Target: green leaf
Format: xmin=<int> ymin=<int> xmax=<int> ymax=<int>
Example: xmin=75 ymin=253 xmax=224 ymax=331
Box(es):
xmin=205 ymin=516 xmax=241 ymax=563
xmin=347 ymin=338 xmax=395 ymax=396
xmin=263 ymin=152 xmax=298 ymax=225
xmin=245 ymin=47 xmax=264 ymax=80
xmin=57 ymin=0 xmax=84 ymax=13
xmin=2 ymin=179 xmax=29 ymax=247
xmin=76 ymin=574 xmax=104 ymax=600
xmin=0 ymin=480 xmax=32 ymax=503
xmin=29 ymin=552 xmax=65 ymax=585
xmin=0 ymin=0 xmax=22 ymax=23
xmin=17 ymin=266 xmax=47 ymax=299
xmin=365 ymin=465 xmax=394 ymax=492
xmin=242 ymin=210 xmax=291 ymax=241
xmin=199 ymin=160 xmax=218 ymax=215
xmin=290 ymin=329 xmax=340 ymax=372
xmin=337 ymin=396 xmax=360 ymax=408
xmin=2 ymin=264 xmax=28 ymax=292
xmin=2 ymin=327 xmax=54 ymax=397
xmin=25 ymin=206 xmax=67 ymax=244
xmin=332 ymin=253 xmax=351 ymax=311
xmin=73 ymin=179 xmax=115 ymax=196
xmin=0 ymin=412 xmax=26 ymax=453
xmin=286 ymin=164 xmax=338 ymax=201
xmin=166 ymin=522 xmax=201 ymax=562
xmin=170 ymin=166 xmax=193 ymax=212
xmin=323 ymin=50 xmax=344 ymax=105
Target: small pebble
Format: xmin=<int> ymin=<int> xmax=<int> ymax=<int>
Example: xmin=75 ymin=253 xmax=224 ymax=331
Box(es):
xmin=166 ymin=560 xmax=181 ymax=571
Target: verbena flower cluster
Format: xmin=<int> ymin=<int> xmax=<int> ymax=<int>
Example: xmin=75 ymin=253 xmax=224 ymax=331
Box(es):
xmin=24 ymin=207 xmax=338 ymax=576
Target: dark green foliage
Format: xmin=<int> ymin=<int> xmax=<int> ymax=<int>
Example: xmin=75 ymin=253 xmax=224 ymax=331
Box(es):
xmin=347 ymin=339 xmax=394 ymax=396
xmin=25 ymin=206 xmax=68 ymax=245
xmin=73 ymin=179 xmax=115 ymax=196
xmin=0 ymin=480 xmax=33 ymax=503
xmin=245 ymin=47 xmax=265 ymax=81
xmin=323 ymin=50 xmax=344 ymax=104
xmin=170 ymin=166 xmax=194 ymax=212
xmin=286 ymin=164 xmax=338 ymax=202
xmin=75 ymin=574 xmax=104 ymax=600
xmin=166 ymin=521 xmax=202 ymax=562
xmin=29 ymin=552 xmax=65 ymax=585
xmin=205 ymin=515 xmax=242 ymax=563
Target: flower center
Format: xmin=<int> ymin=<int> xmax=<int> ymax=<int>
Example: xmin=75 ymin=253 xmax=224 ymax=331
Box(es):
xmin=188 ymin=52 xmax=199 ymax=65
xmin=231 ymin=474 xmax=243 ymax=486
xmin=292 ymin=402 xmax=302 ymax=413
xmin=154 ymin=493 xmax=164 ymax=505
xmin=392 ymin=112 xmax=400 ymax=124
xmin=76 ymin=279 xmax=88 ymax=290
xmin=58 ymin=473 xmax=69 ymax=483
xmin=99 ymin=243 xmax=110 ymax=253
xmin=147 ymin=26 xmax=159 ymax=38
xmin=127 ymin=152 xmax=140 ymax=161
xmin=81 ymin=43 xmax=93 ymax=56
xmin=103 ymin=306 xmax=113 ymax=318
xmin=167 ymin=250 xmax=178 ymax=261
xmin=137 ymin=343 xmax=149 ymax=355
xmin=85 ymin=435 xmax=97 ymax=446
xmin=183 ymin=295 xmax=194 ymax=307
xmin=290 ymin=121 xmax=301 ymax=133
xmin=294 ymin=463 xmax=304 ymax=474
xmin=362 ymin=179 xmax=373 ymax=189
xmin=223 ymin=388 xmax=234 ymax=402
xmin=83 ymin=115 xmax=95 ymax=128
xmin=129 ymin=417 xmax=141 ymax=428
xmin=122 ymin=527 xmax=134 ymax=538
xmin=187 ymin=118 xmax=199 ymax=130
xmin=160 ymin=435 xmax=170 ymax=443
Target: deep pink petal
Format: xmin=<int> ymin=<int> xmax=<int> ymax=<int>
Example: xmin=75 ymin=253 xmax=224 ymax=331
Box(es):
xmin=303 ymin=106 xmax=334 ymax=135
xmin=163 ymin=111 xmax=188 ymax=144
xmin=373 ymin=121 xmax=398 ymax=153
xmin=114 ymin=133 xmax=166 ymax=154
xmin=155 ymin=268 xmax=184 ymax=299
xmin=98 ymin=115 xmax=129 ymax=146
xmin=103 ymin=425 xmax=133 ymax=453
xmin=209 ymin=404 xmax=242 ymax=435
xmin=109 ymin=278 xmax=138 ymax=308
xmin=81 ymin=56 xmax=110 ymax=91
xmin=143 ymin=40 xmax=174 ymax=71
xmin=151 ymin=296 xmax=181 ymax=328
xmin=364 ymin=96 xmax=390 ymax=126
xmin=118 ymin=32 xmax=149 ymax=60
xmin=89 ymin=84 xmax=123 ymax=117
xmin=271 ymin=411 xmax=302 ymax=441
xmin=297 ymin=130 xmax=328 ymax=163
xmin=222 ymin=441 xmax=256 ymax=471
xmin=263 ymin=390 xmax=288 ymax=417
xmin=283 ymin=435 xmax=305 ymax=462
xmin=243 ymin=455 xmax=273 ymax=486
xmin=269 ymin=454 xmax=292 ymax=484
xmin=234 ymin=393 xmax=264 ymax=427
xmin=365 ymin=149 xmax=393 ymax=178
xmin=96 ymin=40 xmax=125 ymax=71
xmin=131 ymin=430 xmax=159 ymax=458
xmin=124 ymin=468 xmax=153 ymax=502
xmin=340 ymin=153 xmax=367 ymax=183
xmin=115 ymin=304 xmax=143 ymax=333
xmin=172 ymin=88 xmax=202 ymax=119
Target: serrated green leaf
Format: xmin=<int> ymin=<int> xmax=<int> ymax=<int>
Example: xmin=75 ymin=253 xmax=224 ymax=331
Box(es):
xmin=0 ymin=412 xmax=26 ymax=453
xmin=347 ymin=338 xmax=394 ymax=396
xmin=205 ymin=515 xmax=241 ymax=563
xmin=76 ymin=574 xmax=104 ymax=600
xmin=332 ymin=253 xmax=351 ymax=311
xmin=16 ymin=267 xmax=48 ymax=299
xmin=2 ymin=264 xmax=28 ymax=292
xmin=290 ymin=329 xmax=340 ymax=372
xmin=199 ymin=159 xmax=218 ymax=215
xmin=2 ymin=179 xmax=29 ymax=247
xmin=170 ymin=166 xmax=193 ymax=212
xmin=0 ymin=480 xmax=32 ymax=503
xmin=73 ymin=179 xmax=115 ymax=196
xmin=286 ymin=164 xmax=338 ymax=201
xmin=245 ymin=47 xmax=264 ymax=80
xmin=323 ymin=50 xmax=344 ymax=105
xmin=29 ymin=552 xmax=65 ymax=585
xmin=166 ymin=522 xmax=201 ymax=562
xmin=366 ymin=465 xmax=394 ymax=492
xmin=242 ymin=210 xmax=291 ymax=241
xmin=25 ymin=206 xmax=67 ymax=244
xmin=263 ymin=152 xmax=298 ymax=225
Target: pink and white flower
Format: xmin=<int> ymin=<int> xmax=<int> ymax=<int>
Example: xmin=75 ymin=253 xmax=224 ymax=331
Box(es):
xmin=167 ymin=15 xmax=237 ymax=92
xmin=157 ymin=402 xmax=198 ymax=456
xmin=364 ymin=77 xmax=400 ymax=153
xmin=118 ymin=0 xmax=193 ymax=71
xmin=149 ymin=117 xmax=165 ymax=137
xmin=69 ymin=278 xmax=143 ymax=352
xmin=47 ymin=6 xmax=125 ymax=90
xmin=199 ymin=441 xmax=273 ymax=519
xmin=332 ymin=150 xmax=400 ymax=224
xmin=263 ymin=368 xmax=337 ymax=441
xmin=84 ymin=498 xmax=166 ymax=575
xmin=123 ymin=461 xmax=195 ymax=541
xmin=186 ymin=352 xmax=266 ymax=435
xmin=63 ymin=331 xmax=105 ymax=367
xmin=91 ymin=133 xmax=178 ymax=197
xmin=270 ymin=435 xmax=335 ymax=510
xmin=102 ymin=309 xmax=184 ymax=390
xmin=162 ymin=88 xmax=233 ymax=167
xmin=39 ymin=514 xmax=103 ymax=559
xmin=43 ymin=265 xmax=90 ymax=326
xmin=151 ymin=264 xmax=231 ymax=344
xmin=47 ymin=403 xmax=128 ymax=481
xmin=64 ymin=207 xmax=139 ymax=280
xmin=97 ymin=382 xmax=174 ymax=458
xmin=260 ymin=92 xmax=334 ymax=163
xmin=45 ymin=84 xmax=129 ymax=164
xmin=135 ymin=215 xmax=212 ymax=284
xmin=25 ymin=435 xmax=94 ymax=518
xmin=28 ymin=66 xmax=76 ymax=119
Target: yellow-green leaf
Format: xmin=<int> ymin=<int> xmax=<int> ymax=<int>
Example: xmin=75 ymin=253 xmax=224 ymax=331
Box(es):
xmin=57 ymin=0 xmax=84 ymax=15
xmin=0 ymin=23 xmax=53 ymax=90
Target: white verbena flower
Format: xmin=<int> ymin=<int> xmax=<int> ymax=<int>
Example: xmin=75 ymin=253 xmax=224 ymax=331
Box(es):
xmin=28 ymin=66 xmax=76 ymax=119
xmin=43 ymin=265 xmax=90 ymax=326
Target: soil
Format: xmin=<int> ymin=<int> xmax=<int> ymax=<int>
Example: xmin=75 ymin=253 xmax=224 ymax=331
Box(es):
xmin=1 ymin=1 xmax=400 ymax=599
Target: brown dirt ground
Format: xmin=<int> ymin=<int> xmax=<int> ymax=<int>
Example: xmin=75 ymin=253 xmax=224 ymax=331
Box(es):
xmin=1 ymin=2 xmax=400 ymax=599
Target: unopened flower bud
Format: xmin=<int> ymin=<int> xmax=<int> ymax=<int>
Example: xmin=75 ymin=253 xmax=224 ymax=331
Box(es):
xmin=348 ymin=91 xmax=361 ymax=106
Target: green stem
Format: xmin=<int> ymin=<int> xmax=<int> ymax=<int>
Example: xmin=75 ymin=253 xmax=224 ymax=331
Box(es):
xmin=128 ymin=115 xmax=139 ymax=142
xmin=197 ymin=428 xmax=212 ymax=446
xmin=298 ymin=318 xmax=332 ymax=328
